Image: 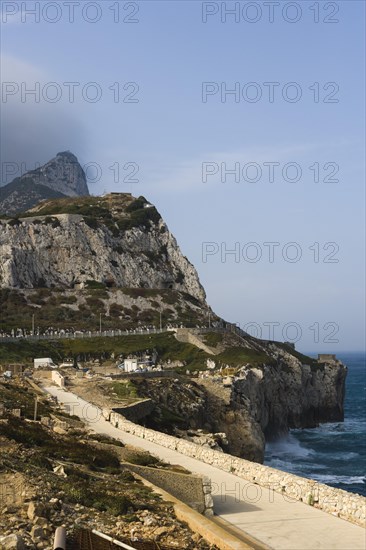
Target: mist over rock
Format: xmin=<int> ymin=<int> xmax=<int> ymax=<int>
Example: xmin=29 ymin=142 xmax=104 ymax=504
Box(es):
xmin=0 ymin=152 xmax=89 ymax=216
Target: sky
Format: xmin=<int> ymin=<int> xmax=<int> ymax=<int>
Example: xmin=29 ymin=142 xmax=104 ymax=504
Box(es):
xmin=1 ymin=0 xmax=365 ymax=352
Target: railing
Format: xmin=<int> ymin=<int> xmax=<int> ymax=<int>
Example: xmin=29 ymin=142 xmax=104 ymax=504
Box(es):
xmin=0 ymin=325 xmax=243 ymax=344
xmin=0 ymin=328 xmax=168 ymax=343
xmin=68 ymin=528 xmax=176 ymax=550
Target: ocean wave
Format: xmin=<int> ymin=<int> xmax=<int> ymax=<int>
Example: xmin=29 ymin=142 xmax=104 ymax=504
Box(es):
xmin=267 ymin=458 xmax=327 ymax=472
xmin=310 ymin=474 xmax=366 ymax=485
xmin=265 ymin=434 xmax=315 ymax=459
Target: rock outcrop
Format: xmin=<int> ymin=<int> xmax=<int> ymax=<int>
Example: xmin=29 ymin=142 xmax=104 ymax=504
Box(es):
xmin=133 ymin=342 xmax=346 ymax=463
xmin=232 ymin=347 xmax=347 ymax=441
xmin=0 ymin=194 xmax=206 ymax=304
xmin=0 ymin=152 xmax=89 ymax=215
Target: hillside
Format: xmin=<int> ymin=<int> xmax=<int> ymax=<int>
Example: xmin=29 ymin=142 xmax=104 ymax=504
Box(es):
xmin=0 ymin=379 xmax=215 ymax=549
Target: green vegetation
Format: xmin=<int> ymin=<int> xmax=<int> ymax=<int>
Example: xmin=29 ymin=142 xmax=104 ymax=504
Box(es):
xmin=121 ymin=450 xmax=159 ymax=467
xmin=0 ymin=330 xmax=283 ymax=370
xmin=0 ymin=332 xmax=211 ymax=370
xmin=203 ymin=332 xmax=223 ymax=347
xmin=20 ymin=195 xmax=162 ymax=233
xmin=0 ymin=287 xmax=206 ymax=332
xmin=0 ymin=416 xmax=160 ymax=517
xmin=216 ymin=346 xmax=275 ymax=367
xmin=0 ymin=383 xmax=47 ymax=420
xmin=274 ymin=342 xmax=319 ymax=369
xmin=112 ymin=381 xmax=139 ymax=400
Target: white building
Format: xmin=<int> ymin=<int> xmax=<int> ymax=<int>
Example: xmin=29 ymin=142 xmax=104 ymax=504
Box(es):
xmin=124 ymin=358 xmax=139 ymax=373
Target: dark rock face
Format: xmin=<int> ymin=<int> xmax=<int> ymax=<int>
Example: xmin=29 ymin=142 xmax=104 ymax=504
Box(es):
xmin=0 ymin=152 xmax=89 ymax=215
xmin=126 ymin=346 xmax=347 ymax=464
xmin=231 ymin=358 xmax=347 ymax=443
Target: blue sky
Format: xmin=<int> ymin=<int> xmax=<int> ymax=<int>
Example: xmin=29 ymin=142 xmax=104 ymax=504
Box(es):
xmin=1 ymin=1 xmax=365 ymax=351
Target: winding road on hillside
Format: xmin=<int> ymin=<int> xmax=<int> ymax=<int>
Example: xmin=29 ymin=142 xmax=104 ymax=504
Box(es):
xmin=44 ymin=385 xmax=366 ymax=550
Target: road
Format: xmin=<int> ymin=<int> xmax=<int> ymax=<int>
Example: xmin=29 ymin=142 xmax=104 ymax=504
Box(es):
xmin=44 ymin=385 xmax=366 ymax=550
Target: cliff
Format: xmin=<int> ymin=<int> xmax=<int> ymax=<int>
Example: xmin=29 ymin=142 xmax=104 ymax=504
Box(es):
xmin=0 ymin=194 xmax=206 ymax=304
xmin=129 ymin=339 xmax=347 ymax=463
xmin=232 ymin=346 xmax=347 ymax=440
xmin=0 ymin=158 xmax=347 ymax=464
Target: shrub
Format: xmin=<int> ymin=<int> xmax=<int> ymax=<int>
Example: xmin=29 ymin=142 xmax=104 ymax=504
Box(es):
xmin=84 ymin=217 xmax=99 ymax=229
xmin=8 ymin=218 xmax=21 ymax=226
xmin=126 ymin=196 xmax=147 ymax=212
xmin=85 ymin=280 xmax=106 ymax=290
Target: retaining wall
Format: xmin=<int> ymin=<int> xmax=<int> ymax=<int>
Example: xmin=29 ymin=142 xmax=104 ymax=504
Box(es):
xmin=109 ymin=411 xmax=366 ymax=527
xmin=88 ymin=439 xmax=213 ymax=516
xmin=125 ymin=464 xmax=213 ymax=515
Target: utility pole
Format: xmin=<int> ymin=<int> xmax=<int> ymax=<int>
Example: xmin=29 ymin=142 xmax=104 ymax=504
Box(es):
xmin=33 ymin=396 xmax=38 ymax=421
xmin=99 ymin=313 xmax=102 ymax=334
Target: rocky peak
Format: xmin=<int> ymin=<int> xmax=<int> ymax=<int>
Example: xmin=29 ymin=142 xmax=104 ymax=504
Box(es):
xmin=0 ymin=152 xmax=89 ymax=216
xmin=20 ymin=151 xmax=89 ymax=198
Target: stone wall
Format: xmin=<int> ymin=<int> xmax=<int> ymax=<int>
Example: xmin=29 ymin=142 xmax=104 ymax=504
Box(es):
xmin=125 ymin=464 xmax=213 ymax=516
xmin=88 ymin=439 xmax=213 ymax=516
xmin=51 ymin=371 xmax=65 ymax=388
xmin=109 ymin=411 xmax=366 ymax=527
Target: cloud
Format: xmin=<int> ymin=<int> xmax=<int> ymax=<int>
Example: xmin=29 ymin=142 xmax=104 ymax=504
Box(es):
xmin=1 ymin=55 xmax=87 ymax=183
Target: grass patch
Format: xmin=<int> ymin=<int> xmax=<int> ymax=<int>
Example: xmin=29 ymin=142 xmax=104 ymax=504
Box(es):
xmin=0 ymin=332 xmax=212 ymax=370
xmin=216 ymin=347 xmax=274 ymax=367
xmin=111 ymin=381 xmax=139 ymax=400
xmin=122 ymin=450 xmax=160 ymax=467
xmin=202 ymin=332 xmax=223 ymax=347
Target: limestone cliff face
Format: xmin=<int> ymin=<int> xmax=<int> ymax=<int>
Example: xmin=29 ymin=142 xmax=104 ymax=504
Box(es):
xmin=0 ymin=197 xmax=206 ymax=303
xmin=181 ymin=331 xmax=347 ymax=460
xmin=231 ymin=348 xmax=347 ymax=443
xmin=132 ymin=347 xmax=346 ymax=464
xmin=202 ymin=353 xmax=346 ymax=462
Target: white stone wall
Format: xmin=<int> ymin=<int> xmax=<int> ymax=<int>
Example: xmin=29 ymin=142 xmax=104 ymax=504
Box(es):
xmin=51 ymin=371 xmax=65 ymax=388
xmin=109 ymin=412 xmax=366 ymax=527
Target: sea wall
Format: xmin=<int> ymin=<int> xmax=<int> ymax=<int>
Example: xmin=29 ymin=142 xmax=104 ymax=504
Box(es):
xmin=109 ymin=411 xmax=366 ymax=527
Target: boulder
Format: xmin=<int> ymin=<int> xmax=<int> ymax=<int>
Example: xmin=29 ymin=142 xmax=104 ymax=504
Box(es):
xmin=0 ymin=535 xmax=25 ymax=550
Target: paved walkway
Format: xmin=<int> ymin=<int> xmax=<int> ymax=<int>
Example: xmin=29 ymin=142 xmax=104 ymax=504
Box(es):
xmin=44 ymin=386 xmax=366 ymax=550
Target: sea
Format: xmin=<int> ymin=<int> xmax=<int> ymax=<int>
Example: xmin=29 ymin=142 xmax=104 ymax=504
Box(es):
xmin=264 ymin=352 xmax=366 ymax=496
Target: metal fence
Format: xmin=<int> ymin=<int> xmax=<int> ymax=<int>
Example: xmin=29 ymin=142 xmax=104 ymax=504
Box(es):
xmin=68 ymin=529 xmax=177 ymax=550
xmin=0 ymin=328 xmax=168 ymax=343
xmin=0 ymin=324 xmax=242 ymax=344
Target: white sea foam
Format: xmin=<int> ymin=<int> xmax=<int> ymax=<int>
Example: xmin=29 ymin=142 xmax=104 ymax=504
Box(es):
xmin=265 ymin=433 xmax=315 ymax=459
xmin=310 ymin=474 xmax=365 ymax=485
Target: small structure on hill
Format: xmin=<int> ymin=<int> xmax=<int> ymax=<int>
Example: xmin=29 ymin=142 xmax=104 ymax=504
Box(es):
xmin=318 ymin=354 xmax=337 ymax=362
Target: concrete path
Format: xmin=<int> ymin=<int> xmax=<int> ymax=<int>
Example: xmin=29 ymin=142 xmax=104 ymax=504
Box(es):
xmin=44 ymin=386 xmax=366 ymax=550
